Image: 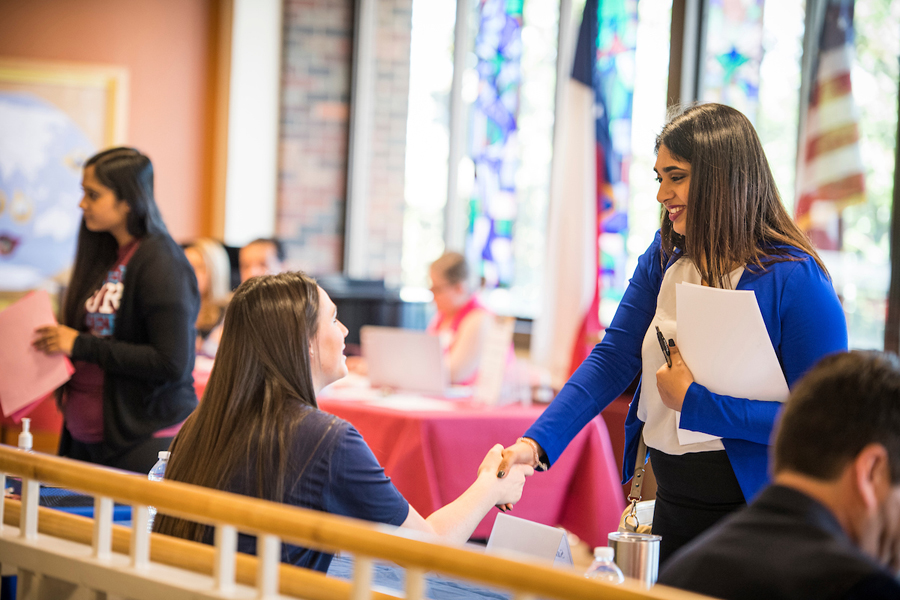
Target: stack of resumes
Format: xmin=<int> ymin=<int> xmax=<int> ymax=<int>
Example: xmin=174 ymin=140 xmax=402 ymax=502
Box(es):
xmin=674 ymin=283 xmax=789 ymax=445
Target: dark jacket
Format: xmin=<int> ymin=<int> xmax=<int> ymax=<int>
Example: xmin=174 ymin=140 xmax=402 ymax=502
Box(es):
xmin=659 ymin=485 xmax=900 ymax=600
xmin=64 ymin=234 xmax=200 ymax=461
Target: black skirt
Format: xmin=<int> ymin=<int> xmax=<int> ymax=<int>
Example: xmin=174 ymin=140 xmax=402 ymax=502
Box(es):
xmin=649 ymin=447 xmax=746 ymax=566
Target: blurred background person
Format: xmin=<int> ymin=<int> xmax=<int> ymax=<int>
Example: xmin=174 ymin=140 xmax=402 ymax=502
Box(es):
xmin=184 ymin=237 xmax=231 ymax=357
xmin=427 ymin=252 xmax=493 ymax=385
xmin=660 ymin=351 xmax=900 ymax=600
xmin=239 ymin=237 xmax=285 ymax=283
xmin=33 ymin=147 xmax=199 ymax=473
xmin=346 ymin=251 xmax=499 ymax=386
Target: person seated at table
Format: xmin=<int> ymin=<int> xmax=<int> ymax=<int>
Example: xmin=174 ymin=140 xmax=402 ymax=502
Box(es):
xmin=426 ymin=252 xmax=495 ymax=385
xmin=347 ymin=252 xmax=499 ymax=385
xmin=184 ymin=237 xmax=232 ymax=357
xmin=658 ymin=351 xmax=900 ymax=600
xmin=239 ymin=237 xmax=285 ymax=283
xmin=154 ymin=271 xmax=533 ymax=573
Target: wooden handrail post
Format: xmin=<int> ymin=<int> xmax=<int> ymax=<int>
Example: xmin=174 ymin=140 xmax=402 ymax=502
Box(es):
xmin=351 ymin=555 xmax=373 ymax=600
xmin=214 ymin=524 xmax=238 ymax=592
xmin=406 ymin=567 xmax=425 ymax=600
xmin=92 ymin=496 xmax=113 ymax=559
xmin=257 ymin=533 xmax=280 ymax=598
xmin=20 ymin=477 xmax=39 ymax=540
xmin=0 ymin=473 xmax=6 ymax=532
xmin=130 ymin=505 xmax=150 ymax=568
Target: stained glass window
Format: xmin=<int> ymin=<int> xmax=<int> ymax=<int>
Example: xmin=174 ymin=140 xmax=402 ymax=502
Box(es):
xmin=701 ymin=0 xmax=765 ymax=121
xmin=466 ymin=0 xmax=524 ymax=288
xmin=596 ymin=0 xmax=640 ymax=320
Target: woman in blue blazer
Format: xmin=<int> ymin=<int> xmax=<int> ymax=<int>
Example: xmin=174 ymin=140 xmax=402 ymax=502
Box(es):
xmin=498 ymin=103 xmax=848 ymax=563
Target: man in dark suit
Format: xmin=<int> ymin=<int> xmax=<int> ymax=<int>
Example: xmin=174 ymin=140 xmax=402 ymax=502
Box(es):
xmin=658 ymin=351 xmax=900 ymax=600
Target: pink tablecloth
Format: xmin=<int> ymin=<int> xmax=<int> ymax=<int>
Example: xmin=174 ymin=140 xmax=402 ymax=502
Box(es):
xmin=317 ymin=397 xmax=626 ymax=548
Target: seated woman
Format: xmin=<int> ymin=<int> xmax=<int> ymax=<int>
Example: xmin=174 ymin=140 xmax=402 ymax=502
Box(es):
xmin=427 ymin=252 xmax=494 ymax=385
xmin=183 ymin=238 xmax=232 ymax=357
xmin=154 ymin=271 xmax=532 ymax=572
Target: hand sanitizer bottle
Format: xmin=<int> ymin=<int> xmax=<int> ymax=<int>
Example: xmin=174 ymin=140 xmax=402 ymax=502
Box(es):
xmin=18 ymin=418 xmax=33 ymax=452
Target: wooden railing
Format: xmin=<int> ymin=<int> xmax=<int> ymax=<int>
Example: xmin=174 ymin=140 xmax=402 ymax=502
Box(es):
xmin=0 ymin=446 xmax=714 ymax=600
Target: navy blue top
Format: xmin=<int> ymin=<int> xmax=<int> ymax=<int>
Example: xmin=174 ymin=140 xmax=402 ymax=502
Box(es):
xmin=525 ymin=232 xmax=848 ymax=501
xmin=227 ymin=409 xmax=409 ymax=573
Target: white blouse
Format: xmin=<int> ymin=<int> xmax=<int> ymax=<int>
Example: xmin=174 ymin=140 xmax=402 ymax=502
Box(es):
xmin=637 ymin=258 xmax=744 ymax=455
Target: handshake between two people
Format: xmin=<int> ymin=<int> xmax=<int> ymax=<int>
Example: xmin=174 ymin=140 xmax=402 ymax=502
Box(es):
xmin=490 ymin=439 xmax=544 ymax=512
xmin=476 ymin=444 xmax=535 ymax=512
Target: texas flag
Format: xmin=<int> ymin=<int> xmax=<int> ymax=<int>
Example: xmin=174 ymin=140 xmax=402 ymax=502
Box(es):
xmin=531 ymin=0 xmax=636 ymax=389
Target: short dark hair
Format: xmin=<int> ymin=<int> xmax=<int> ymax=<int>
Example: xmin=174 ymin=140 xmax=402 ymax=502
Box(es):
xmin=431 ymin=252 xmax=468 ymax=286
xmin=246 ymin=237 xmax=285 ymax=262
xmin=774 ymin=351 xmax=900 ymax=483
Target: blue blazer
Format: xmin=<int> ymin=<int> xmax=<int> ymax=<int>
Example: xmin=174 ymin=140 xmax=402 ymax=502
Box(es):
xmin=525 ymin=231 xmax=848 ymax=501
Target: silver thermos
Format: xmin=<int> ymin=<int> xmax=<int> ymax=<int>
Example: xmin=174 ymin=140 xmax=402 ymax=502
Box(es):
xmin=607 ymin=531 xmax=662 ymax=587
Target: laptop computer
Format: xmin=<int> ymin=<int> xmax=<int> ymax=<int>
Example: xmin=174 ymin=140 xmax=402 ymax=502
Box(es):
xmin=360 ymin=326 xmax=449 ymax=395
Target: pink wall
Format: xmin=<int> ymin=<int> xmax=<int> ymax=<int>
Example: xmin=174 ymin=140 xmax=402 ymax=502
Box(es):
xmin=0 ymin=0 xmax=215 ymax=241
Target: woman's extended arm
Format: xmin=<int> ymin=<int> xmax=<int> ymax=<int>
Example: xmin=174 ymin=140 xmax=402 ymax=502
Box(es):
xmin=677 ymin=257 xmax=848 ymax=443
xmin=498 ymin=233 xmax=666 ymax=476
xmin=326 ymin=428 xmax=531 ymax=545
xmin=400 ymin=444 xmax=533 ymax=544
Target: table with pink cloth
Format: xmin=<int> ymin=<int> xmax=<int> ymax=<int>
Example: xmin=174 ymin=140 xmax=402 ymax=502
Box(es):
xmin=316 ymin=395 xmax=626 ymax=549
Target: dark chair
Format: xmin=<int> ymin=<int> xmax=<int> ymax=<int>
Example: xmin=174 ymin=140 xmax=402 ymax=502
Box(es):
xmin=316 ymin=275 xmax=430 ymax=348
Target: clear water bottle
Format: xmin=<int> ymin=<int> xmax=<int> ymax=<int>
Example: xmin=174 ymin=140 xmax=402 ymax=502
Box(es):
xmin=585 ymin=546 xmax=625 ymax=584
xmin=146 ymin=450 xmax=170 ymax=532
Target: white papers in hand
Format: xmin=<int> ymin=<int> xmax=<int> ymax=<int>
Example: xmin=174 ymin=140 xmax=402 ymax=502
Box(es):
xmin=675 ymin=282 xmax=789 ymax=445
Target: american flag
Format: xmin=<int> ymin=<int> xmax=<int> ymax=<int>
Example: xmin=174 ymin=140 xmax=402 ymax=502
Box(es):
xmin=794 ymin=0 xmax=865 ymax=250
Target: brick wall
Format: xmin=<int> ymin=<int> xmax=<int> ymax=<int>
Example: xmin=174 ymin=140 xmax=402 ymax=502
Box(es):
xmin=278 ymin=0 xmax=412 ymax=285
xmin=278 ymin=0 xmax=353 ymax=275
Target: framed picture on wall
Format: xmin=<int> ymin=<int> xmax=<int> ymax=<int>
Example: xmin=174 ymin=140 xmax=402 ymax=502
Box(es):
xmin=0 ymin=58 xmax=128 ymax=298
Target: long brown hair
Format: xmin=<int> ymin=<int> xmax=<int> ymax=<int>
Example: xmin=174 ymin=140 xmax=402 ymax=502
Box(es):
xmin=63 ymin=147 xmax=169 ymax=329
xmin=656 ymin=103 xmax=826 ymax=287
xmin=155 ymin=271 xmax=334 ymax=542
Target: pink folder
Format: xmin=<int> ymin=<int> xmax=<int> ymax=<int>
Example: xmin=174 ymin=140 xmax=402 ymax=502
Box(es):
xmin=0 ymin=291 xmax=74 ymax=419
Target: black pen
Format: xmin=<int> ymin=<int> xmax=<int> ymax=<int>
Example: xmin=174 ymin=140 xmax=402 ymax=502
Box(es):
xmin=655 ymin=326 xmax=672 ymax=368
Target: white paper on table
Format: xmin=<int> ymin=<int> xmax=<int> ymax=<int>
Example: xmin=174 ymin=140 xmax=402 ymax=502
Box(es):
xmin=366 ymin=395 xmax=458 ymax=412
xmin=486 ymin=513 xmax=573 ymax=568
xmin=675 ymin=282 xmax=789 ymax=445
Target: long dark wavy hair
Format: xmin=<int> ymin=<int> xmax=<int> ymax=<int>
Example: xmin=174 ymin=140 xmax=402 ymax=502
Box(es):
xmin=62 ymin=147 xmax=169 ymax=329
xmin=656 ymin=103 xmax=826 ymax=287
xmin=155 ymin=271 xmax=336 ymax=542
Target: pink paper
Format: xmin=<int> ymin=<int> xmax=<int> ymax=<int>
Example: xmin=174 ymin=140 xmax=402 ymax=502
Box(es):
xmin=0 ymin=291 xmax=74 ymax=417
xmin=8 ymin=392 xmax=55 ymax=424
